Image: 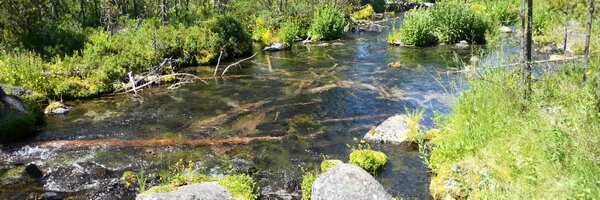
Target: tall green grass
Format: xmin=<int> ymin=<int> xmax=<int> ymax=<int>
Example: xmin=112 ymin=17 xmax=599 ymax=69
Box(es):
xmin=429 ymin=63 xmax=600 ymax=199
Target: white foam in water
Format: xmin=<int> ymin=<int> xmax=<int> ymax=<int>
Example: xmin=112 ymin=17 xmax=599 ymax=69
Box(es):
xmin=8 ymin=145 xmax=55 ymax=162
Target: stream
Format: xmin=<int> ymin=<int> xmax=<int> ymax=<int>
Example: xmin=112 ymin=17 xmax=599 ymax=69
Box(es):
xmin=0 ymin=17 xmax=514 ymax=200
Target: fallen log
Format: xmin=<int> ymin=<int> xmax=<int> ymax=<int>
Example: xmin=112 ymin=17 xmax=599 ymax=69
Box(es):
xmin=35 ymin=136 xmax=282 ymax=149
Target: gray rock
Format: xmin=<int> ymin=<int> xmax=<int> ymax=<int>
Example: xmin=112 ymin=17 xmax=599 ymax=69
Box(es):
xmin=499 ymin=26 xmax=512 ymax=33
xmin=316 ymin=43 xmax=330 ymax=47
xmin=363 ymin=115 xmax=409 ymax=143
xmin=136 ymin=182 xmax=236 ymax=200
xmin=311 ymin=164 xmax=391 ymax=200
xmin=455 ymin=40 xmax=469 ymax=49
xmin=263 ymin=43 xmax=285 ymax=52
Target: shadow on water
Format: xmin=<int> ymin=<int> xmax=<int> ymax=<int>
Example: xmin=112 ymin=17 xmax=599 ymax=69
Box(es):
xmin=0 ymin=16 xmax=519 ymax=200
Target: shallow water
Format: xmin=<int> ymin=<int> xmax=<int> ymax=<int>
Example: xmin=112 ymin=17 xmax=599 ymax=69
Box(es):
xmin=0 ymin=18 xmax=513 ymax=200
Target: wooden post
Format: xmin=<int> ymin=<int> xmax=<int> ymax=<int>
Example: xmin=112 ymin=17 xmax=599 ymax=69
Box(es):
xmin=563 ymin=14 xmax=568 ymax=53
xmin=584 ymin=0 xmax=594 ymax=84
xmin=521 ymin=0 xmax=533 ymax=100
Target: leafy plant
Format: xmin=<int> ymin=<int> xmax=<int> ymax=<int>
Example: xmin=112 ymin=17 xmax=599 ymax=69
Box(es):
xmin=301 ymin=168 xmax=319 ymax=200
xmin=394 ymin=8 xmax=437 ymax=47
xmin=351 ymin=5 xmax=374 ymax=21
xmin=278 ymin=20 xmax=301 ymax=47
xmin=309 ymin=5 xmax=347 ymax=40
xmin=431 ymin=2 xmax=489 ymax=44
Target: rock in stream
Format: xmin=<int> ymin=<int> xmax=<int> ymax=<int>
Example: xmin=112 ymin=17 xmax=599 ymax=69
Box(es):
xmin=311 ymin=164 xmax=392 ymax=200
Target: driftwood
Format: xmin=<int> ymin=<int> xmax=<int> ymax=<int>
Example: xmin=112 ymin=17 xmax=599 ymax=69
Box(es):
xmin=221 ymin=53 xmax=257 ymax=76
xmin=35 ymin=136 xmax=282 ymax=149
xmin=123 ymin=58 xmax=208 ymax=93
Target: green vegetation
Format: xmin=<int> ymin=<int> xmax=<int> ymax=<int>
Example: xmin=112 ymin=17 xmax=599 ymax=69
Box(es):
xmin=428 ymin=62 xmax=600 ymax=198
xmin=320 ymin=159 xmax=343 ymax=172
xmin=288 ymin=114 xmax=319 ymax=133
xmin=121 ymin=171 xmax=137 ymax=188
xmin=349 ymin=149 xmax=387 ymax=172
xmin=0 ymin=0 xmax=353 ymax=103
xmin=392 ymin=8 xmax=437 ymax=47
xmin=301 ymin=168 xmax=319 ymax=200
xmin=431 ymin=2 xmax=489 ymax=44
xmin=309 ymin=6 xmax=347 ymax=40
xmin=142 ymin=159 xmax=258 ymax=199
xmin=389 ymin=1 xmax=488 ymax=46
xmin=361 ymin=0 xmax=386 ymax=13
xmin=351 ymin=5 xmax=375 ymax=21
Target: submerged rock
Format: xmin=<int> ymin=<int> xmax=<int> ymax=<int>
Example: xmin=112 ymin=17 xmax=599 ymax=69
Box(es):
xmin=136 ymin=182 xmax=235 ymax=200
xmin=311 ymin=164 xmax=391 ymax=200
xmin=228 ymin=159 xmax=257 ymax=174
xmin=40 ymin=192 xmax=63 ymax=200
xmin=363 ymin=115 xmax=410 ymax=143
xmin=388 ymin=62 xmax=402 ymax=68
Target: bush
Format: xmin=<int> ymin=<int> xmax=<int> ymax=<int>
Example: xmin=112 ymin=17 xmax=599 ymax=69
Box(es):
xmin=251 ymin=18 xmax=274 ymax=46
xmin=278 ymin=21 xmax=301 ymax=47
xmin=320 ymin=159 xmax=343 ymax=172
xmin=394 ymin=9 xmax=437 ymax=47
xmin=349 ymin=149 xmax=387 ymax=172
xmin=219 ymin=174 xmax=259 ymax=200
xmin=431 ymin=2 xmax=489 ymax=44
xmin=208 ymin=16 xmax=253 ymax=58
xmin=351 ymin=5 xmax=374 ymax=21
xmin=309 ymin=6 xmax=347 ymax=40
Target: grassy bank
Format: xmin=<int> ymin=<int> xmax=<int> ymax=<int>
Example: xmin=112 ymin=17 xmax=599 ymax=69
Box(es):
xmin=428 ymin=59 xmax=600 ymax=198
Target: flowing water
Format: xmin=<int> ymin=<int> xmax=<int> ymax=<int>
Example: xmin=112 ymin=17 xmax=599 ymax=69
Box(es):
xmin=0 ymin=18 xmax=514 ymax=200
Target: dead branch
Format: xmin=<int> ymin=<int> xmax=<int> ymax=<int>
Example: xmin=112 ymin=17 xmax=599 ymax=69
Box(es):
xmin=214 ymin=50 xmax=224 ymax=77
xmin=221 ymin=53 xmax=258 ymax=76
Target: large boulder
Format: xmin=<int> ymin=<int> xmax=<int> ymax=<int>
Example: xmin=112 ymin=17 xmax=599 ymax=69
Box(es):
xmin=136 ymin=182 xmax=235 ymax=200
xmin=363 ymin=115 xmax=409 ymax=143
xmin=311 ymin=164 xmax=391 ymax=200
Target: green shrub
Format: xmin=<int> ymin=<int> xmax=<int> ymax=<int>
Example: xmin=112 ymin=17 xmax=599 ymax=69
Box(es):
xmin=301 ymin=170 xmax=318 ymax=200
xmin=394 ymin=9 xmax=437 ymax=47
xmin=351 ymin=5 xmax=374 ymax=21
xmin=309 ymin=6 xmax=347 ymax=41
xmin=219 ymin=174 xmax=259 ymax=200
xmin=320 ymin=159 xmax=343 ymax=172
xmin=278 ymin=21 xmax=301 ymax=47
xmin=431 ymin=2 xmax=489 ymax=44
xmin=208 ymin=16 xmax=253 ymax=58
xmin=349 ymin=149 xmax=387 ymax=172
xmin=251 ymin=18 xmax=274 ymax=46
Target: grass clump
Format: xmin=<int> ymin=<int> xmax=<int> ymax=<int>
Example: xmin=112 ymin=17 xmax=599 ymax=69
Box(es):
xmin=431 ymin=2 xmax=489 ymax=44
xmin=309 ymin=5 xmax=347 ymax=41
xmin=320 ymin=159 xmax=343 ymax=172
xmin=351 ymin=5 xmax=374 ymax=21
xmin=349 ymin=149 xmax=387 ymax=172
xmin=428 ymin=64 xmax=600 ymax=199
xmin=393 ymin=9 xmax=437 ymax=47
